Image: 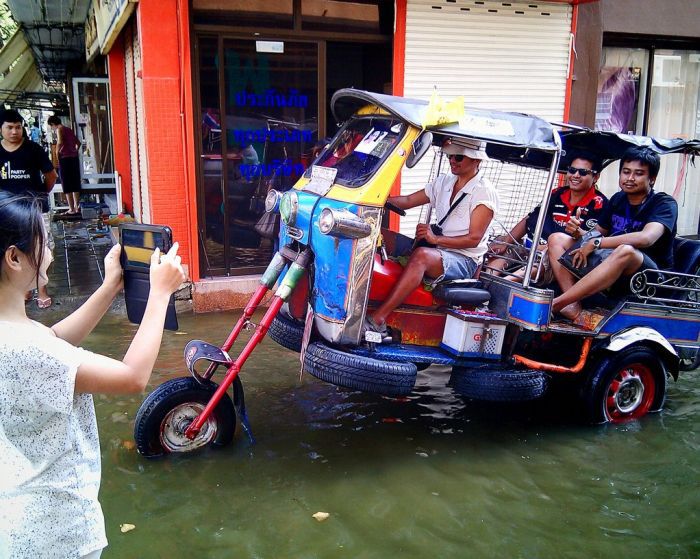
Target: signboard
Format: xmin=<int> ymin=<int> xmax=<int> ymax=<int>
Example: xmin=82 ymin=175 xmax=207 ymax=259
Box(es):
xmin=84 ymin=3 xmax=100 ymax=62
xmin=91 ymin=0 xmax=138 ymax=56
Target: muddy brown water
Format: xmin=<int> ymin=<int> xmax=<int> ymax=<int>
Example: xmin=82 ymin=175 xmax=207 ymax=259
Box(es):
xmin=35 ymin=307 xmax=700 ymax=558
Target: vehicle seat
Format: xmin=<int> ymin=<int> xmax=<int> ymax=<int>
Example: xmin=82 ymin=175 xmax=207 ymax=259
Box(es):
xmin=433 ymin=279 xmax=491 ymax=307
xmin=672 ymin=237 xmax=700 ymax=275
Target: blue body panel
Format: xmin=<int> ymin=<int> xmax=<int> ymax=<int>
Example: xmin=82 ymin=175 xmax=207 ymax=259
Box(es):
xmin=507 ymin=292 xmax=550 ymax=329
xmin=600 ymin=308 xmax=700 ymax=345
xmin=278 ymin=192 xmax=360 ymax=323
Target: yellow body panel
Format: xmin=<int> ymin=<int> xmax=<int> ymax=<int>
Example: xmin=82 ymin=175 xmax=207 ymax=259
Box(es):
xmin=292 ymin=108 xmax=421 ymax=207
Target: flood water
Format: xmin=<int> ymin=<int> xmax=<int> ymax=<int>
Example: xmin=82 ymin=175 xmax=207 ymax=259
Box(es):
xmin=58 ymin=308 xmax=699 ymax=558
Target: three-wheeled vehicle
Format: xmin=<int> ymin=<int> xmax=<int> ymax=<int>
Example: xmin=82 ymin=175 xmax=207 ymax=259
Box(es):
xmin=134 ymin=89 xmax=700 ymax=457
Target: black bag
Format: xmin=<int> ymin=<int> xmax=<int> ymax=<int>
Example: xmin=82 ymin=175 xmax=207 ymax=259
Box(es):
xmin=412 ymin=189 xmax=468 ymax=250
xmin=413 ymin=224 xmax=443 ymax=249
xmin=558 ymin=231 xmax=608 ymax=279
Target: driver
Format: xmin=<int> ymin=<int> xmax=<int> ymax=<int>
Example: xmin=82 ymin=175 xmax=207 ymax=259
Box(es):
xmin=365 ymin=138 xmax=498 ymax=336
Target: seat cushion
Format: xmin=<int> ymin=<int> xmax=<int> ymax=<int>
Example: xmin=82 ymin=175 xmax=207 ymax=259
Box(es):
xmin=433 ymin=285 xmax=491 ymax=306
xmin=672 ymin=237 xmax=700 ymax=275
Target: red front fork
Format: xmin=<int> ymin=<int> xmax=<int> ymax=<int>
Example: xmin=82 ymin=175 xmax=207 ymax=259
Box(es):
xmin=185 ymin=247 xmax=310 ymax=439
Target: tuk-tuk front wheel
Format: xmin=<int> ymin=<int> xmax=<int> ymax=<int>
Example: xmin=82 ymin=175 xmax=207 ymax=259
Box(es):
xmin=582 ymin=348 xmax=666 ymax=424
xmin=134 ymin=377 xmax=236 ymax=458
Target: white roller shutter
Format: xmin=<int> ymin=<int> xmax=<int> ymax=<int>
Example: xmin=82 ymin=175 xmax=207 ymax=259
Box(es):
xmin=399 ymin=0 xmax=572 ymax=235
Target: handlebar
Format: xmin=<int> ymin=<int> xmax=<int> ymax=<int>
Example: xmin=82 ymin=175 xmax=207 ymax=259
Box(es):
xmin=384 ymin=202 xmax=406 ymax=216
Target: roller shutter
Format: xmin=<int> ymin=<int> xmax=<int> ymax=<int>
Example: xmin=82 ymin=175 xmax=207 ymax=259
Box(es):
xmin=400 ymin=0 xmax=572 ymax=235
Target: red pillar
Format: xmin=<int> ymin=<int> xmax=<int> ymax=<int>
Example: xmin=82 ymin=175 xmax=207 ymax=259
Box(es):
xmin=107 ymin=34 xmax=133 ymax=213
xmin=136 ymin=0 xmax=199 ymax=280
xmin=389 ymin=0 xmax=407 ymax=232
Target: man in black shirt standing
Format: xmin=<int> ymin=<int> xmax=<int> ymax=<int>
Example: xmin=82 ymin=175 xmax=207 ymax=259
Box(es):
xmin=547 ymin=146 xmax=678 ymax=328
xmin=1 ymin=109 xmax=58 ymax=308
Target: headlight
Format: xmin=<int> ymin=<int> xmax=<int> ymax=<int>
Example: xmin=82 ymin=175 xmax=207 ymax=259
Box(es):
xmin=265 ymin=189 xmax=281 ymax=213
xmin=318 ymin=208 xmax=371 ymax=239
xmin=279 ymin=191 xmax=298 ymax=226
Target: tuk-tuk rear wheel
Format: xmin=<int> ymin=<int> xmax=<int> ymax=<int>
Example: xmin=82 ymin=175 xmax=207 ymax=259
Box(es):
xmin=582 ymin=347 xmax=666 ymax=424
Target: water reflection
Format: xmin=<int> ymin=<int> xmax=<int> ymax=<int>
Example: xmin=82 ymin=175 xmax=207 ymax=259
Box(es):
xmin=67 ymin=309 xmax=700 ymax=558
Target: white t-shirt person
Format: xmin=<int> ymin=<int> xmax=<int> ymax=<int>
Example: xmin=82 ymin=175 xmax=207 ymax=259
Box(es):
xmin=0 ymin=321 xmax=107 ymax=558
xmin=424 ymin=170 xmax=499 ymax=263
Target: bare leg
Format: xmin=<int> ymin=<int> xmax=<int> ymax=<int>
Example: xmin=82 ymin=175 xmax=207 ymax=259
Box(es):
xmin=371 ymin=247 xmax=444 ymax=325
xmin=68 ymin=192 xmax=80 ymax=214
xmin=551 ymin=245 xmax=644 ymax=313
xmin=547 ymin=232 xmax=580 ymax=318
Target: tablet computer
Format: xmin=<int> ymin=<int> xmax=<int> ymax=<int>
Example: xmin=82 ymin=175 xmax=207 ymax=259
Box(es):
xmin=119 ymin=223 xmax=179 ymax=331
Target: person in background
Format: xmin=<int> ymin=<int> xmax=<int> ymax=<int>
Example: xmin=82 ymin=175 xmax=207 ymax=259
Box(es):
xmin=29 ymin=120 xmax=42 ymax=144
xmin=47 ymin=115 xmax=82 ymax=215
xmin=0 ymin=109 xmax=57 ymax=309
xmin=0 ymin=193 xmax=186 ymax=558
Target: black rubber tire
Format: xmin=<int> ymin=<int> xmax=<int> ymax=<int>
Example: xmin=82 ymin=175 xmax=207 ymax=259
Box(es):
xmin=134 ymin=377 xmax=236 ymax=458
xmin=303 ymin=342 xmax=418 ymax=396
xmin=268 ymin=312 xmax=305 ymax=353
xmin=581 ymin=347 xmax=666 ymax=424
xmin=451 ymin=367 xmax=548 ymax=402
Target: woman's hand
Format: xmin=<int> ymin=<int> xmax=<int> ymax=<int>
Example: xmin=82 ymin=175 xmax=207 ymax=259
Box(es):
xmin=489 ymin=234 xmax=508 ymax=255
xmin=150 ymin=242 xmax=186 ymax=297
xmin=103 ymin=244 xmax=123 ymax=291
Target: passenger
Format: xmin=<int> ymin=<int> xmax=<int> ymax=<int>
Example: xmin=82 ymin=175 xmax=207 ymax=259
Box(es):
xmin=548 ymin=146 xmax=678 ymax=327
xmin=488 ymin=151 xmax=607 ymax=283
xmin=365 ymin=138 xmax=498 ymax=335
xmin=0 ymin=193 xmax=186 ymax=557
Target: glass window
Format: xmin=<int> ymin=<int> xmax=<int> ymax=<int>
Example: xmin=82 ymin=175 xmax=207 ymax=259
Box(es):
xmin=302 ymin=0 xmax=382 ymax=33
xmin=193 ymin=0 xmax=294 ymax=28
xmin=595 ymin=47 xmax=649 ymax=134
xmin=222 ymin=39 xmax=318 ymax=272
xmin=197 ymin=36 xmax=226 ymax=273
xmin=647 ymin=49 xmax=700 ymax=237
xmin=312 ymin=117 xmax=404 ymax=187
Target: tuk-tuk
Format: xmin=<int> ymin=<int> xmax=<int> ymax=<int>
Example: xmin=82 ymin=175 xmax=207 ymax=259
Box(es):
xmin=134 ymin=89 xmax=700 ymax=457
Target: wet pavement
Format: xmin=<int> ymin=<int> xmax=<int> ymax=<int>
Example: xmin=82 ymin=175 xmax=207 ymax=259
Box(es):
xmin=26 ymin=218 xmax=700 ymax=559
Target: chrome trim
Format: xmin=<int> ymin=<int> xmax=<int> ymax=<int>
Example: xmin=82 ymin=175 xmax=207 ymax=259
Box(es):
xmin=319 ymin=207 xmax=372 ymax=239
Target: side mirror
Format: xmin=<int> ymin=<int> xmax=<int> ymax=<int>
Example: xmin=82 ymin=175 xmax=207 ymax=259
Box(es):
xmin=405 ymin=131 xmax=433 ymax=169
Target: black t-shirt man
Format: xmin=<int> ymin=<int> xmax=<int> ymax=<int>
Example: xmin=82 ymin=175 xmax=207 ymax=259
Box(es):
xmin=597 ymin=190 xmax=678 ymax=270
xmin=0 ymin=139 xmax=54 ymax=195
xmin=0 ymin=139 xmax=54 ymax=211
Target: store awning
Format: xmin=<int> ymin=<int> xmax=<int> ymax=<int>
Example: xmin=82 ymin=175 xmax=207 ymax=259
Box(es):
xmin=5 ymin=0 xmax=91 ymax=84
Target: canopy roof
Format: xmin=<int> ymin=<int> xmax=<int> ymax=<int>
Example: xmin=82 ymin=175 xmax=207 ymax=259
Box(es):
xmin=330 ymin=88 xmax=558 ymax=152
xmin=559 ymin=129 xmax=700 ymax=169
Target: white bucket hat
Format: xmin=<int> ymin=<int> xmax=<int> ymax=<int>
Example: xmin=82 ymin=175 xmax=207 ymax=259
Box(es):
xmin=442 ymin=138 xmax=490 ymax=160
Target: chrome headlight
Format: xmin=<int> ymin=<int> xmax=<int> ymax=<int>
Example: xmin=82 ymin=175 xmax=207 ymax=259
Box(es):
xmin=318 ymin=208 xmax=371 ymax=239
xmin=279 ymin=191 xmax=299 ymax=226
xmin=265 ymin=189 xmax=281 ymax=213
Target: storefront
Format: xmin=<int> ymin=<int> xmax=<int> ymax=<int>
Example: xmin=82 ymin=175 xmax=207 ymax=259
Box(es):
xmin=102 ymin=0 xmax=591 ymax=309
xmin=570 ymin=0 xmax=700 ymax=237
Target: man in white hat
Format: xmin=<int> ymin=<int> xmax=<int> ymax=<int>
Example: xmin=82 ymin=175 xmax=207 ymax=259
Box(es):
xmin=365 ymin=137 xmax=498 ymax=335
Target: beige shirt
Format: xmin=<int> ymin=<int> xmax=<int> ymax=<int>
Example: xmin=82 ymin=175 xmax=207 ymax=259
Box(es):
xmin=425 ymin=171 xmax=499 ymax=262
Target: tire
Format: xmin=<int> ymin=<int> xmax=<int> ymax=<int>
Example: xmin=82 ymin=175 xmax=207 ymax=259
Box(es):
xmin=303 ymin=342 xmax=417 ymax=396
xmin=134 ymin=377 xmax=236 ymax=458
xmin=268 ymin=312 xmax=304 ymax=353
xmin=450 ymin=367 xmax=548 ymax=402
xmin=581 ymin=347 xmax=666 ymax=424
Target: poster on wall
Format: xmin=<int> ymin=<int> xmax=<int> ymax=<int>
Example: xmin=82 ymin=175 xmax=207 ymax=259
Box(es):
xmin=595 ymin=66 xmax=642 ymax=133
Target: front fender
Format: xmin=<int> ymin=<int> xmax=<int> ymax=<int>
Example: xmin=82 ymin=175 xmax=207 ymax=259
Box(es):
xmin=602 ymin=327 xmax=679 ymax=380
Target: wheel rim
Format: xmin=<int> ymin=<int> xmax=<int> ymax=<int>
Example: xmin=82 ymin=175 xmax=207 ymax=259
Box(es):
xmin=604 ymin=363 xmax=656 ymax=422
xmin=160 ymin=402 xmax=218 ymax=453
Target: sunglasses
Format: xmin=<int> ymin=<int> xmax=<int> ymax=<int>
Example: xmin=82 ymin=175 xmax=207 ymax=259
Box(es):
xmin=567 ymin=166 xmax=597 ymax=177
xmin=447 ymin=154 xmax=466 ymax=162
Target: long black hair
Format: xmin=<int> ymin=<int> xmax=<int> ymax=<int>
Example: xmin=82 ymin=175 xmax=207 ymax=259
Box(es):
xmin=0 ymin=193 xmax=46 ymax=284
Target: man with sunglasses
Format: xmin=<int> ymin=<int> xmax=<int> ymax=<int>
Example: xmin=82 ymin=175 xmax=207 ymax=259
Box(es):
xmin=488 ymin=151 xmax=607 ymax=281
xmin=364 ymin=138 xmax=498 ymax=336
xmin=548 ymin=146 xmax=678 ymax=328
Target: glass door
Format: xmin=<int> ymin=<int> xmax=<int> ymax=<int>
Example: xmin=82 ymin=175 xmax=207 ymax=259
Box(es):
xmin=197 ymin=36 xmax=318 ymax=276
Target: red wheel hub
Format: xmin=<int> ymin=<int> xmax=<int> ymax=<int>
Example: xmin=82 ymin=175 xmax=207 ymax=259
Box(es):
xmin=605 ymin=363 xmax=656 ymax=422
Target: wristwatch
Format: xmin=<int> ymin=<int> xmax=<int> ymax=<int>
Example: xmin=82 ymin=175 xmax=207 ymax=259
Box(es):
xmin=592 ymin=237 xmax=602 ymax=249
